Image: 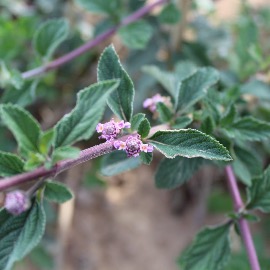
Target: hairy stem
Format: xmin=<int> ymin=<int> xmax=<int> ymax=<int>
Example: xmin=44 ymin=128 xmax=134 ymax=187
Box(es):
xmin=225 ymin=166 xmax=260 ymax=270
xmin=21 ymin=0 xmax=168 ymax=79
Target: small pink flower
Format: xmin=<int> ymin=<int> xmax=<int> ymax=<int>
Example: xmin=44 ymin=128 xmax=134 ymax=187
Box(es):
xmin=143 ymin=98 xmax=153 ymax=108
xmin=96 ymin=123 xmax=104 ymax=133
xmin=5 ymin=190 xmax=30 ymax=216
xmin=114 ymin=140 xmax=126 ymax=150
xmin=124 ymin=122 xmax=131 ymax=128
xmin=143 ymin=93 xmax=172 ymax=114
xmin=140 ymin=144 xmax=149 ymax=153
xmin=147 ymin=145 xmax=154 ymax=152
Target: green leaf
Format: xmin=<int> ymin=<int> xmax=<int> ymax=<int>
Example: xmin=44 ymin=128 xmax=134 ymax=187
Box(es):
xmin=0 ymin=151 xmax=25 ymax=177
xmin=222 ymin=116 xmax=270 ymax=141
xmin=178 ymin=223 xmax=231 ymax=270
xmin=39 ymin=129 xmax=54 ymax=155
xmin=34 ymin=18 xmax=69 ymax=59
xmin=0 ymin=61 xmax=23 ymax=90
xmin=175 ymin=67 xmax=219 ymax=112
xmin=118 ymin=20 xmax=153 ymax=49
xmin=247 ymin=166 xmax=270 ymax=212
xmin=76 ymin=0 xmax=121 ymax=15
xmin=0 ymin=104 xmax=41 ymax=156
xmin=156 ymin=102 xmax=173 ymax=123
xmin=172 ymin=116 xmax=192 ymax=129
xmin=52 ymin=146 xmax=80 ymax=164
xmin=131 ymin=113 xmax=146 ymax=131
xmin=158 ymin=3 xmax=181 ymax=24
xmin=148 ymin=129 xmax=232 ymax=161
xmin=220 ymin=104 xmax=236 ymax=127
xmin=98 ymin=45 xmax=134 ymax=121
xmin=44 ymin=181 xmax=74 ymax=203
xmin=0 ymin=201 xmax=46 ymax=270
xmin=24 ymin=153 xmax=45 ymax=171
xmin=201 ymin=115 xmax=215 ymax=134
xmin=140 ymin=152 xmax=153 ymax=165
xmin=100 ymin=150 xmax=141 ymax=176
xmin=155 ymin=157 xmax=203 ymax=189
xmin=138 ymin=118 xmax=150 ymax=138
xmin=53 ymin=80 xmax=119 ymax=148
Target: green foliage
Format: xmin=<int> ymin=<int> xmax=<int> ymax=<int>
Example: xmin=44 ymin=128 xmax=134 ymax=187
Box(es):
xmin=34 ymin=18 xmax=69 ymax=59
xmin=24 ymin=152 xmax=45 ymax=171
xmin=98 ymin=45 xmax=135 ymax=121
xmin=172 ymin=116 xmax=192 ymax=129
xmin=201 ymin=115 xmax=215 ymax=134
xmin=39 ymin=129 xmax=54 ymax=155
xmin=158 ymin=3 xmax=181 ymax=24
xmin=0 ymin=151 xmax=25 ymax=177
xmin=44 ymin=181 xmax=74 ymax=203
xmin=156 ymin=102 xmax=172 ymax=123
xmin=155 ymin=157 xmax=203 ymax=189
xmin=178 ymin=222 xmax=231 ymax=270
xmin=175 ymin=67 xmax=219 ymax=112
xmin=247 ymin=166 xmax=270 ymax=212
xmin=131 ymin=113 xmax=146 ymax=131
xmin=51 ymin=146 xmax=80 ymax=164
xmin=118 ymin=20 xmax=153 ymax=49
xmin=0 ymin=201 xmax=46 ymax=270
xmin=222 ymin=116 xmax=270 ymax=141
xmin=100 ymin=150 xmax=141 ymax=176
xmin=0 ymin=61 xmax=23 ymax=90
xmin=138 ymin=118 xmax=151 ymax=138
xmin=148 ymin=129 xmax=232 ymax=161
xmin=220 ymin=104 xmax=236 ymax=127
xmin=140 ymin=152 xmax=153 ymax=165
xmin=53 ymin=80 xmax=119 ymax=148
xmin=0 ymin=104 xmax=41 ymax=156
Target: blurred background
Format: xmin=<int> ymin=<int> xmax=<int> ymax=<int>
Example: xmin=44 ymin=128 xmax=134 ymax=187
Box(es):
xmin=0 ymin=0 xmax=270 ymax=269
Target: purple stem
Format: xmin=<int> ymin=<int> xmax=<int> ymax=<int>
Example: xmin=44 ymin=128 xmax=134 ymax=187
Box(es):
xmin=21 ymin=0 xmax=168 ymax=79
xmin=225 ymin=166 xmax=260 ymax=270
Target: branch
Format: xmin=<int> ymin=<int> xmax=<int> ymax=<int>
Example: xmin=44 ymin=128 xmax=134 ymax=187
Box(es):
xmin=225 ymin=166 xmax=261 ymax=270
xmin=21 ymin=0 xmax=168 ymax=79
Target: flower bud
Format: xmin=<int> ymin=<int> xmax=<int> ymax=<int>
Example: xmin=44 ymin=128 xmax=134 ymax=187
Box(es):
xmin=4 ymin=190 xmax=31 ymax=216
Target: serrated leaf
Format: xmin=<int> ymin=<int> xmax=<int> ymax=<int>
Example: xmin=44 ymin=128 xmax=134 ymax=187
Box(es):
xmin=140 ymin=152 xmax=153 ymax=165
xmin=52 ymin=146 xmax=80 ymax=164
xmin=220 ymin=104 xmax=236 ymax=127
xmin=247 ymin=166 xmax=270 ymax=212
xmin=178 ymin=222 xmax=231 ymax=270
xmin=44 ymin=181 xmax=73 ymax=203
xmin=0 ymin=104 xmax=41 ymax=156
xmin=53 ymin=80 xmax=119 ymax=148
xmin=155 ymin=157 xmax=203 ymax=189
xmin=138 ymin=118 xmax=150 ymax=138
xmin=0 ymin=151 xmax=25 ymax=177
xmin=131 ymin=113 xmax=146 ymax=131
xmin=98 ymin=45 xmax=134 ymax=121
xmin=147 ymin=129 xmax=232 ymax=161
xmin=0 ymin=201 xmax=46 ymax=270
xmin=76 ymin=0 xmax=121 ymax=15
xmin=222 ymin=116 xmax=270 ymax=141
xmin=156 ymin=102 xmax=172 ymax=123
xmin=158 ymin=3 xmax=181 ymax=24
xmin=118 ymin=20 xmax=153 ymax=49
xmin=172 ymin=116 xmax=192 ymax=129
xmin=34 ymin=18 xmax=69 ymax=59
xmin=175 ymin=67 xmax=219 ymax=112
xmin=100 ymin=150 xmax=141 ymax=176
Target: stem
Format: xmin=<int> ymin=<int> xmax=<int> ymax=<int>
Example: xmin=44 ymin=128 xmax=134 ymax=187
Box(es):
xmin=21 ymin=0 xmax=168 ymax=80
xmin=225 ymin=166 xmax=260 ymax=270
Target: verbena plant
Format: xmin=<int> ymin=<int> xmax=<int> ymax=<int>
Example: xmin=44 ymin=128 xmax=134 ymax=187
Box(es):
xmin=0 ymin=0 xmax=270 ymax=269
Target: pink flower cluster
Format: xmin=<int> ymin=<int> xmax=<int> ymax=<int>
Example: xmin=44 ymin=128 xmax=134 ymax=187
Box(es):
xmin=5 ymin=190 xmax=30 ymax=215
xmin=143 ymin=93 xmax=171 ymax=113
xmin=96 ymin=119 xmax=131 ymax=141
xmin=114 ymin=134 xmax=153 ymax=158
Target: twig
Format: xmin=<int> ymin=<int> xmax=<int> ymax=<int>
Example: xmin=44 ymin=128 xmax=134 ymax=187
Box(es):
xmin=21 ymin=0 xmax=169 ymax=80
xmin=225 ymin=166 xmax=260 ymax=270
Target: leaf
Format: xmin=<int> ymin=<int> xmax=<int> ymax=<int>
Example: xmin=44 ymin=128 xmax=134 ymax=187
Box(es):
xmin=52 ymin=146 xmax=80 ymax=164
xmin=131 ymin=113 xmax=146 ymax=131
xmin=76 ymin=0 xmax=121 ymax=15
xmin=53 ymin=80 xmax=119 ymax=148
xmin=155 ymin=157 xmax=203 ymax=189
xmin=175 ymin=67 xmax=219 ymax=112
xmin=34 ymin=18 xmax=69 ymax=59
xmin=147 ymin=129 xmax=232 ymax=161
xmin=118 ymin=20 xmax=153 ymax=49
xmin=222 ymin=116 xmax=270 ymax=141
xmin=0 ymin=200 xmax=46 ymax=270
xmin=140 ymin=152 xmax=153 ymax=165
xmin=44 ymin=181 xmax=74 ymax=203
xmin=201 ymin=116 xmax=215 ymax=134
xmin=220 ymin=104 xmax=236 ymax=127
xmin=0 ymin=104 xmax=41 ymax=156
xmin=39 ymin=129 xmax=54 ymax=155
xmin=156 ymin=102 xmax=172 ymax=123
xmin=0 ymin=61 xmax=23 ymax=90
xmin=178 ymin=222 xmax=231 ymax=270
xmin=138 ymin=118 xmax=150 ymax=138
xmin=24 ymin=153 xmax=45 ymax=171
xmin=98 ymin=45 xmax=135 ymax=121
xmin=0 ymin=151 xmax=25 ymax=177
xmin=172 ymin=116 xmax=192 ymax=129
xmin=158 ymin=3 xmax=181 ymax=24
xmin=247 ymin=166 xmax=270 ymax=212
xmin=100 ymin=150 xmax=141 ymax=176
